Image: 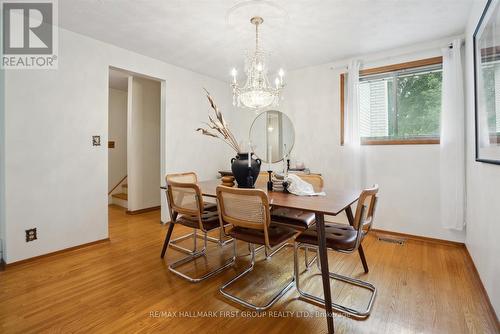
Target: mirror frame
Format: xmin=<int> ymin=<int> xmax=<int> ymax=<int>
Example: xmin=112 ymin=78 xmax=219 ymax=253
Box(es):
xmin=249 ymin=110 xmax=295 ymax=163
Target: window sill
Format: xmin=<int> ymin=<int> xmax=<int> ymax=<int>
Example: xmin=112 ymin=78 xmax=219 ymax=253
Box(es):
xmin=361 ymin=138 xmax=440 ymax=145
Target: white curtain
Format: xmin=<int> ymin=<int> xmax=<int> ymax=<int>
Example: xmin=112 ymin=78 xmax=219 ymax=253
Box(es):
xmin=440 ymin=39 xmax=466 ymax=230
xmin=343 ymin=59 xmax=363 ymax=190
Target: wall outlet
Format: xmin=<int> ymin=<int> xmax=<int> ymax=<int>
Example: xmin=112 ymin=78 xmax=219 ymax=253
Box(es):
xmin=26 ymin=228 xmax=37 ymax=242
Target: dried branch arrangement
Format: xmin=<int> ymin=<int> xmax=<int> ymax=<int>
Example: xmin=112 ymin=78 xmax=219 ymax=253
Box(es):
xmin=196 ymin=89 xmax=242 ymax=153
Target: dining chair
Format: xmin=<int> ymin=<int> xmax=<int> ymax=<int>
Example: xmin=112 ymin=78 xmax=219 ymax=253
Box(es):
xmin=271 ymin=174 xmax=324 ymax=270
xmin=216 ymin=185 xmax=298 ymax=311
xmin=293 ymin=173 xmax=324 ymax=191
xmin=161 ymin=178 xmax=234 ymax=282
xmin=161 ymin=172 xmax=229 ymax=257
xmin=293 ymin=185 xmax=379 ymax=318
xmin=254 ymin=171 xmax=269 ymax=188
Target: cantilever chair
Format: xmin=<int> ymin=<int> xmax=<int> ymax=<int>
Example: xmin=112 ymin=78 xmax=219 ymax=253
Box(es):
xmin=254 ymin=171 xmax=269 ymax=188
xmin=294 ymin=185 xmax=379 ymax=318
xmin=294 ymin=173 xmax=324 ymax=190
xmin=216 ymin=185 xmax=298 ymax=311
xmin=161 ymin=172 xmax=230 ymax=257
xmin=161 ymin=177 xmax=234 ymax=282
xmin=271 ymin=174 xmax=324 ymax=270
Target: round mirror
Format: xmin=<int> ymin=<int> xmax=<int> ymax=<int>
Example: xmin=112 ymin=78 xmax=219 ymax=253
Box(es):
xmin=249 ymin=110 xmax=295 ymax=163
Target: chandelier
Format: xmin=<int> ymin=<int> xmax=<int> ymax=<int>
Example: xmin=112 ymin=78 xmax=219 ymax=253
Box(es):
xmin=231 ymin=16 xmax=285 ymax=110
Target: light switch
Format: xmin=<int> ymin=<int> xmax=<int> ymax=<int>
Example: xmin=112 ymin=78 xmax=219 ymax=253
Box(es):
xmin=92 ymin=136 xmax=101 ymax=146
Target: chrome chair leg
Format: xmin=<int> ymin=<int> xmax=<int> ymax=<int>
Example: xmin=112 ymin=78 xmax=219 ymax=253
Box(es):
xmin=294 ymin=243 xmax=376 ymax=318
xmin=170 ymin=227 xmax=233 ymax=254
xmin=169 ymin=229 xmax=198 ymax=254
xmin=168 ymin=231 xmax=234 ymax=283
xmin=304 ymin=246 xmax=318 ymax=270
xmin=242 ymin=242 xmax=264 ymax=257
xmin=220 ymin=242 xmax=295 ymax=311
xmin=193 ymin=229 xmax=197 ymax=251
xmin=212 ymin=224 xmax=234 ymax=246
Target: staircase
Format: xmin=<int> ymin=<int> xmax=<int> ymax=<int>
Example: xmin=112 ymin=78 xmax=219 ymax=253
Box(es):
xmin=111 ymin=182 xmax=128 ymax=209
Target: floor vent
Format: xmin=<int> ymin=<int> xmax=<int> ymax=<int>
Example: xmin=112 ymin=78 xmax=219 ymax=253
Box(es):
xmin=377 ymin=236 xmax=405 ymax=245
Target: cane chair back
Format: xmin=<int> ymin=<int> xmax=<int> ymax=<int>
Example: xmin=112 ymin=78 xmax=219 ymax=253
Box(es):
xmin=216 ymin=186 xmax=274 ymax=247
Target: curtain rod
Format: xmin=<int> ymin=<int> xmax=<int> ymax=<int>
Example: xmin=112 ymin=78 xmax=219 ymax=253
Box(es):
xmin=331 ymin=38 xmax=464 ymax=71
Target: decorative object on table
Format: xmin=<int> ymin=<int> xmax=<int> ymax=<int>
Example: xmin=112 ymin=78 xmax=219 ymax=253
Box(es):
xmin=473 ymin=0 xmax=500 ymax=165
xmin=218 ymin=170 xmax=234 ymax=177
xmin=267 ymin=170 xmax=273 ymax=191
xmin=289 ymin=167 xmax=307 ymax=172
xmin=289 ymin=160 xmax=306 ymax=172
xmin=230 ymin=16 xmax=285 ymax=110
xmin=295 ymin=161 xmax=305 ymax=170
xmin=282 ymin=147 xmax=289 ymax=174
xmin=196 ymin=90 xmax=262 ymax=187
xmin=221 ymin=176 xmax=235 ymax=187
xmin=249 ymin=110 xmax=295 ymax=164
xmin=271 ymin=172 xmax=285 ymax=192
xmin=230 ymin=152 xmax=261 ymax=188
xmin=282 ymin=181 xmax=289 ymax=193
xmin=285 ymin=174 xmax=325 ymax=196
xmin=196 ymin=89 xmax=242 ymax=152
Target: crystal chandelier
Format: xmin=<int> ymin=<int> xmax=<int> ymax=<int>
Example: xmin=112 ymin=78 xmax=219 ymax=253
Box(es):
xmin=231 ymin=16 xmax=285 ymax=110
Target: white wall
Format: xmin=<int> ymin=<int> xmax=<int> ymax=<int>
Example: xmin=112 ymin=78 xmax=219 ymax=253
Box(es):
xmin=108 ymin=88 xmax=128 ymax=193
xmin=465 ymin=0 xmax=500 ymax=317
xmin=0 ymin=66 xmax=5 ymax=263
xmin=235 ymin=38 xmax=466 ymax=242
xmin=3 ymin=27 xmax=233 ymax=263
xmin=128 ymin=77 xmax=161 ymax=211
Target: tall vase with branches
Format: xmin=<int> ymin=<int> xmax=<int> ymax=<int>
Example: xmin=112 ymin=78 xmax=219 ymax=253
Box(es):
xmin=196 ymin=89 xmax=261 ymax=188
xmin=196 ymin=89 xmax=242 ymax=153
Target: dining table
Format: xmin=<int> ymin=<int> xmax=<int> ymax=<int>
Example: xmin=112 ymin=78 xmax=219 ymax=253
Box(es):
xmin=195 ymin=179 xmax=361 ymax=334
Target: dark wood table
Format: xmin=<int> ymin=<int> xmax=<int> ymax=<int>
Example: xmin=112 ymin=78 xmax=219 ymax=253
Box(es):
xmin=198 ymin=180 xmax=360 ymax=334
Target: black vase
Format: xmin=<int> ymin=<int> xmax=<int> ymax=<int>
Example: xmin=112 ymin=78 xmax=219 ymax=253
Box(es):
xmin=231 ymin=153 xmax=261 ymax=188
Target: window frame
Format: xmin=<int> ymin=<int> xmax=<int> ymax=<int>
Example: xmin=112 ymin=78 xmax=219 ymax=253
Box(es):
xmin=340 ymin=56 xmax=443 ymax=146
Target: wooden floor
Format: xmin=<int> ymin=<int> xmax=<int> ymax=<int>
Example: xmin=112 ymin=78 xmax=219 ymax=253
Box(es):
xmin=0 ymin=205 xmax=498 ymax=334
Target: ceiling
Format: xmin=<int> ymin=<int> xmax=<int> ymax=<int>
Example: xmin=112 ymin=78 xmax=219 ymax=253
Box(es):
xmin=60 ymin=0 xmax=473 ymax=81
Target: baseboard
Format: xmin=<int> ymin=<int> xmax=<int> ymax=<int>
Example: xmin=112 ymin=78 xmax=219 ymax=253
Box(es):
xmin=127 ymin=206 xmax=161 ymax=215
xmin=371 ymin=228 xmax=465 ymax=247
xmin=5 ymin=238 xmax=110 ymax=268
xmin=463 ymin=246 xmax=500 ymax=331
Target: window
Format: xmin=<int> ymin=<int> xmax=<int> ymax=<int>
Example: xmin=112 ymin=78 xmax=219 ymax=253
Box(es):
xmin=341 ymin=57 xmax=443 ymax=145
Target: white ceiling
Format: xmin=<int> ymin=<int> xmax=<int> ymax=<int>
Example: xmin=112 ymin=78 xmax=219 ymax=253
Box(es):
xmin=60 ymin=0 xmax=473 ymax=81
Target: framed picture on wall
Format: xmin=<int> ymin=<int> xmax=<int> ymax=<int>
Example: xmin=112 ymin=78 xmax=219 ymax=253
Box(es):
xmin=473 ymin=0 xmax=500 ymax=164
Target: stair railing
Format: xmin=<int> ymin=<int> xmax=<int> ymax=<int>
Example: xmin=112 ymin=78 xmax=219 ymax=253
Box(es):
xmin=108 ymin=175 xmax=127 ymax=195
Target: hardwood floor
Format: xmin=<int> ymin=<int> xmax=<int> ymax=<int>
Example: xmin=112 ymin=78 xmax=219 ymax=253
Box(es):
xmin=0 ymin=205 xmax=498 ymax=334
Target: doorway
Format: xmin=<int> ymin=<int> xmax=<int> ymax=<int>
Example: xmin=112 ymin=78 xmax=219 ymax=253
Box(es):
xmin=108 ymin=68 xmax=162 ymax=215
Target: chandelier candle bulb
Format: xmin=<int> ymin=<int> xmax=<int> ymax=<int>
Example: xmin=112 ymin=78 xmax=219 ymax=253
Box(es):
xmin=231 ymin=68 xmax=237 ymax=83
